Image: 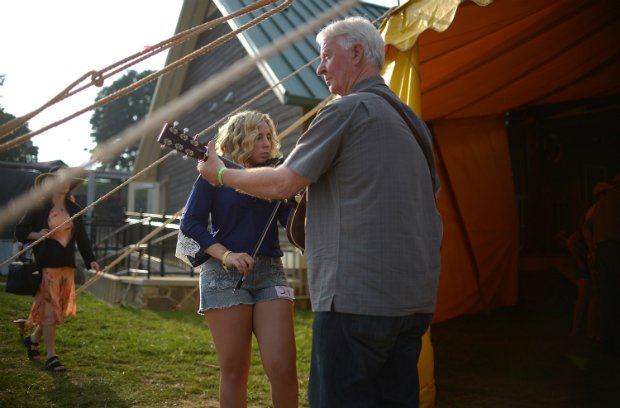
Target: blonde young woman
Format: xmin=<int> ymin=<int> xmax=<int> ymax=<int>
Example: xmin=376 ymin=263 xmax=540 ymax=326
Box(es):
xmin=178 ymin=111 xmax=298 ymax=407
xmin=15 ymin=167 xmax=100 ymax=372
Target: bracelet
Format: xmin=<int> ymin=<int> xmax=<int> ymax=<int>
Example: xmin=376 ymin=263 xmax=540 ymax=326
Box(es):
xmin=221 ymin=250 xmax=232 ymax=272
xmin=217 ymin=166 xmax=227 ymax=187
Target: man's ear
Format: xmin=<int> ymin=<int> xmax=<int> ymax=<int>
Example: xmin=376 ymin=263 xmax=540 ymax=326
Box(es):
xmin=352 ymin=43 xmax=364 ymax=64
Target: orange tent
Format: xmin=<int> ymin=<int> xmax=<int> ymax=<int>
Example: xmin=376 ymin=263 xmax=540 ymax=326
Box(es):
xmin=380 ymin=2 xmax=619 ymax=405
xmin=381 ymin=0 xmax=620 ymax=323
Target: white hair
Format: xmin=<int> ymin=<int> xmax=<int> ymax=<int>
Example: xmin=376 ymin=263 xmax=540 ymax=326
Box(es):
xmin=316 ymin=16 xmax=384 ymax=68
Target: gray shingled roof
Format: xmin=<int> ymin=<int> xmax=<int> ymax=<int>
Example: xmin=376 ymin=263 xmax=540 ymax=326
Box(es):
xmin=214 ymin=0 xmax=388 ymax=107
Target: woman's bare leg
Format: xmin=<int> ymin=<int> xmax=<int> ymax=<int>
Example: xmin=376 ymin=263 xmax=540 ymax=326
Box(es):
xmin=30 ymin=325 xmax=42 ymax=343
xmin=42 ymin=324 xmax=57 ymax=358
xmin=205 ymin=304 xmax=254 ymax=408
xmin=253 ymin=299 xmax=298 ymax=408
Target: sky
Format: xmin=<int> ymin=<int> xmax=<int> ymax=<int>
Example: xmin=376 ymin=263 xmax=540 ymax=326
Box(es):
xmin=1 ymin=0 xmax=399 ymax=167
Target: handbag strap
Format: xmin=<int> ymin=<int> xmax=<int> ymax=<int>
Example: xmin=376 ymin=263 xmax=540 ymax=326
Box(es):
xmin=364 ymin=87 xmax=437 ymax=193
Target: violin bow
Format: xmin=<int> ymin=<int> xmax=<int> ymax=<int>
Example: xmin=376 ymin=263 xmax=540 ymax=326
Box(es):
xmin=233 ymin=200 xmax=282 ymax=293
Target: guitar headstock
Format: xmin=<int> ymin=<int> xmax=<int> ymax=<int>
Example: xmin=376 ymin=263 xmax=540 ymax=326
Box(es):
xmin=156 ymin=122 xmax=244 ymax=169
xmin=157 ymin=122 xmax=206 ymax=160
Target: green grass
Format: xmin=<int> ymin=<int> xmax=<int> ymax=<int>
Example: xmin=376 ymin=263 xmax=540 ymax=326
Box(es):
xmin=0 ymin=290 xmax=313 ymax=407
xmin=3 ymin=271 xmax=617 ymax=407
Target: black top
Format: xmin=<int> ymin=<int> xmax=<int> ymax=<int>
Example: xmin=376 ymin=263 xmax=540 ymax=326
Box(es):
xmin=14 ymin=198 xmax=96 ymax=268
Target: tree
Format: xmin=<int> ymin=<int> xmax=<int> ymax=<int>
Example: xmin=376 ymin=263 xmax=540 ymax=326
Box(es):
xmin=90 ymin=70 xmax=156 ymax=171
xmin=0 ymin=74 xmax=39 ymax=163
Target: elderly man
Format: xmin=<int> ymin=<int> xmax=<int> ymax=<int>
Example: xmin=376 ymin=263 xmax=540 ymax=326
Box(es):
xmin=198 ymin=16 xmax=442 ymax=407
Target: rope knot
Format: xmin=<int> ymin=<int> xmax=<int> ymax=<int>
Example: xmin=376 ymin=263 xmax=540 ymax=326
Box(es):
xmin=91 ymin=72 xmax=105 ymax=87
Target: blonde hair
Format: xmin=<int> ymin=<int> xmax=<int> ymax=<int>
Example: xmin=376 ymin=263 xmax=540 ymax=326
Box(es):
xmin=215 ymin=111 xmax=281 ymax=167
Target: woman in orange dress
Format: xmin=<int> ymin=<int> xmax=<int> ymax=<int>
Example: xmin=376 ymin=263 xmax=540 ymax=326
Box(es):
xmin=15 ymin=167 xmax=99 ymax=372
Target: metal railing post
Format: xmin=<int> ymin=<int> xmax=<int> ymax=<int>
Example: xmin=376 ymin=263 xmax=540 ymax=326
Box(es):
xmin=160 ymin=210 xmax=166 ymax=277
xmin=145 ymin=213 xmax=151 ymax=278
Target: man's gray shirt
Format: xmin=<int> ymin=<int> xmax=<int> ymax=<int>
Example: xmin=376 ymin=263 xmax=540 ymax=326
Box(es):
xmin=285 ymin=76 xmax=442 ymax=316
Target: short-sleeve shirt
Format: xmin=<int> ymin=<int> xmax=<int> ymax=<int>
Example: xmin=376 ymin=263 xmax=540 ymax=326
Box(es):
xmin=284 ymin=76 xmax=443 ymax=316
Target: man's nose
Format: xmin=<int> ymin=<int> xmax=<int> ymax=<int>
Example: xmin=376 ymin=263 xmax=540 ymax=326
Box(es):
xmin=316 ymin=61 xmax=325 ymax=76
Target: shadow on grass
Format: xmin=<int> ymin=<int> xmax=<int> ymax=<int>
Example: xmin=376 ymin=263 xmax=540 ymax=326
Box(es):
xmin=118 ymin=302 xmax=207 ymax=327
xmin=49 ymin=374 xmax=130 ymax=408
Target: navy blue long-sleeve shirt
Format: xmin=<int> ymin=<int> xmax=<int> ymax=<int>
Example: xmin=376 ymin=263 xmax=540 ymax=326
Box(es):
xmin=179 ymin=176 xmax=291 ymax=267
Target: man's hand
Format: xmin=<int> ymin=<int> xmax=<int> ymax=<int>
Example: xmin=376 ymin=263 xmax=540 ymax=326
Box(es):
xmin=197 ymin=140 xmax=225 ymax=186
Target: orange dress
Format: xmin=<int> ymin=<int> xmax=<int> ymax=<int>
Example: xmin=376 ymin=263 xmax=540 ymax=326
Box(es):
xmin=27 ymin=207 xmax=77 ymax=326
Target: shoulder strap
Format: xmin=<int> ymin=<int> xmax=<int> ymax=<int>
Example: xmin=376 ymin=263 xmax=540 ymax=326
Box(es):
xmin=364 ymin=87 xmax=437 ymax=193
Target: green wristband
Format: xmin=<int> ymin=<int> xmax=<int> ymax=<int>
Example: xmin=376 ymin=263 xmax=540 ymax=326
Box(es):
xmin=217 ymin=166 xmax=226 ymax=187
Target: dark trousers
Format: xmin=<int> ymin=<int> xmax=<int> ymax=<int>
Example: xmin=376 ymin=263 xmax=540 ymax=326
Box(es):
xmin=595 ymin=240 xmax=620 ymax=357
xmin=308 ymin=311 xmax=432 ymax=408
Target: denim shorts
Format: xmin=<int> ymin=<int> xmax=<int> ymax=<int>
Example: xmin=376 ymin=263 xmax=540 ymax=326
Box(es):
xmin=198 ymin=255 xmax=294 ymax=313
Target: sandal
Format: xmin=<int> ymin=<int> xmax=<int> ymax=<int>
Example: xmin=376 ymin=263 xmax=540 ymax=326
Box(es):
xmin=44 ymin=356 xmax=66 ymax=372
xmin=22 ymin=336 xmax=40 ymax=360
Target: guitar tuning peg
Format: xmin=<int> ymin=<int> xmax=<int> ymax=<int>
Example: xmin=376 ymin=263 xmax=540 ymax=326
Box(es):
xmin=159 ymin=144 xmax=166 ymax=150
xmin=173 ymin=121 xmax=179 ymax=127
xmin=183 ymin=128 xmax=190 ymax=134
xmin=182 ymin=155 xmax=189 ymax=160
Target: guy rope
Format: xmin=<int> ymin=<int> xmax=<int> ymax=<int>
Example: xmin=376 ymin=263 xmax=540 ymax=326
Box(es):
xmin=0 ymin=0 xmax=361 ymax=297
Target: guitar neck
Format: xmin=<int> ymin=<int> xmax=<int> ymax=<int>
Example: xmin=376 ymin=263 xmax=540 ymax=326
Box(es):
xmin=157 ymin=122 xmax=243 ymax=169
xmin=157 ymin=122 xmax=283 ymax=170
xmin=218 ymin=155 xmax=243 ymax=169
